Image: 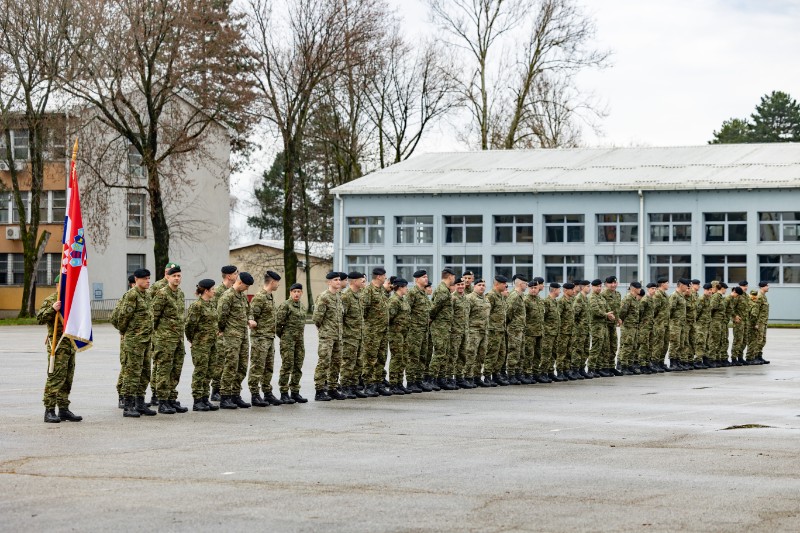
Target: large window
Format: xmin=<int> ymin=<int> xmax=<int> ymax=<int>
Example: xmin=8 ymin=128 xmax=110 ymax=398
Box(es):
xmin=493 ymin=255 xmax=533 ymax=280
xmin=36 ymin=253 xmax=61 ymax=285
xmin=395 ymin=255 xmax=433 ymax=281
xmin=395 ymin=216 xmax=433 ymax=244
xmin=596 ymin=255 xmax=638 ymax=282
xmin=597 ymin=213 xmax=638 ymax=243
xmin=544 ymin=214 xmax=584 ymax=243
xmin=0 ymin=254 xmax=6 ymax=284
xmin=704 ymin=212 xmax=747 ymax=242
xmin=346 ymin=255 xmax=385 ymax=275
xmin=704 ymin=254 xmax=746 ymax=283
xmin=38 ymin=191 xmax=67 ymax=223
xmin=128 ymin=144 xmax=146 ymax=178
xmin=126 ymin=254 xmax=146 ymax=279
xmin=649 ymin=213 xmax=691 ymax=242
xmin=759 ymin=212 xmax=800 ymax=241
xmin=9 ymin=253 xmax=24 ymax=284
xmin=494 ymin=215 xmax=533 ymax=243
xmin=127 ymin=193 xmax=146 ymax=238
xmin=6 ymin=129 xmax=29 ymax=160
xmin=445 ymin=215 xmax=482 ymax=244
xmin=544 ymin=255 xmax=584 ymax=283
xmin=10 ymin=191 xmax=30 ymax=224
xmin=443 ymin=255 xmax=483 ymax=278
xmin=758 ymin=255 xmax=800 ymax=284
xmin=0 ymin=192 xmax=10 ymax=223
xmin=348 ymin=216 xmax=384 ymax=244
xmin=649 ymin=255 xmax=691 ymax=282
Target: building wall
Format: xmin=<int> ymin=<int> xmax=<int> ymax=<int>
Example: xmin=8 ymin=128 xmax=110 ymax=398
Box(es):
xmin=334 ymin=189 xmax=800 ymax=322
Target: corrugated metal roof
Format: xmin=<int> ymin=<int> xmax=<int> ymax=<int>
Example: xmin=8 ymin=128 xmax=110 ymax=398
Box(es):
xmin=331 ymin=144 xmax=800 ymax=195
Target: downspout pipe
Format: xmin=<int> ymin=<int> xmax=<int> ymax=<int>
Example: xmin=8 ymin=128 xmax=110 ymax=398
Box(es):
xmin=336 ymin=193 xmax=344 ymax=271
xmin=639 ymin=189 xmax=645 ymax=282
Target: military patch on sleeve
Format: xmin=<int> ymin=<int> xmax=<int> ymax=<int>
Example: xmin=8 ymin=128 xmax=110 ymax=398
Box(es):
xmin=252 ymin=306 xmax=261 ymax=315
xmin=126 ymin=306 xmax=134 ymax=313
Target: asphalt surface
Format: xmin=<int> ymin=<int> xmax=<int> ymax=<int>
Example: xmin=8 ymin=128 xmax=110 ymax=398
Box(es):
xmin=1 ymin=324 xmax=799 ymax=532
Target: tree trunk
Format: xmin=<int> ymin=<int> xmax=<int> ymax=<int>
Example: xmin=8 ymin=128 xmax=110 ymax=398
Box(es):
xmin=25 ymin=230 xmax=51 ymax=316
xmin=17 ymin=123 xmax=46 ymax=317
xmin=146 ymin=157 xmax=170 ymax=274
xmin=281 ymin=144 xmax=298 ymax=298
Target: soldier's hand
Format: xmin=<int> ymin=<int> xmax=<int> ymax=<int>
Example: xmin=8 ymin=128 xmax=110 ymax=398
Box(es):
xmin=734 ymin=316 xmax=741 ymax=323
xmin=53 ymin=301 xmax=62 ymax=311
xmin=217 ymin=331 xmax=223 ymax=336
xmin=248 ymin=320 xmax=257 ymax=329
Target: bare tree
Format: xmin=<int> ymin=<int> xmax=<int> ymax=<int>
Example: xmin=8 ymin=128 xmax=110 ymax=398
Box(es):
xmin=64 ymin=0 xmax=254 ymax=271
xmin=0 ymin=0 xmax=71 ymax=317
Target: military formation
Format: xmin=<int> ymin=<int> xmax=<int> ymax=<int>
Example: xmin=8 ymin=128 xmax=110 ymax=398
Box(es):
xmin=37 ymin=262 xmax=773 ymax=421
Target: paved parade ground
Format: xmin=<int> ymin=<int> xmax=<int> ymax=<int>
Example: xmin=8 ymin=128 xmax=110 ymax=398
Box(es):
xmin=1 ymin=324 xmax=799 ymax=532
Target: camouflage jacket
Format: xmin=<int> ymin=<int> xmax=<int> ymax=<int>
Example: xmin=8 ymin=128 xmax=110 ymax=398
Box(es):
xmin=505 ymin=290 xmax=526 ymax=333
xmin=524 ymin=292 xmax=544 ymax=337
xmin=148 ymin=276 xmax=168 ymax=298
xmin=362 ymin=282 xmax=389 ymax=328
xmin=486 ymin=289 xmax=506 ymax=332
xmin=406 ymin=285 xmax=430 ymax=329
xmin=429 ymin=281 xmax=453 ymax=326
xmin=749 ymin=292 xmax=769 ymax=327
xmin=37 ymin=291 xmax=75 ymax=354
xmin=695 ymin=295 xmax=712 ymax=327
xmin=218 ymin=289 xmax=251 ymax=337
xmin=388 ymin=293 xmax=410 ymax=333
xmin=466 ymin=292 xmax=490 ymax=333
xmin=250 ymin=289 xmax=276 ymax=339
xmin=668 ymin=291 xmax=686 ymax=327
xmin=313 ymin=290 xmax=343 ymax=340
xmin=152 ymin=285 xmax=185 ymax=340
xmin=557 ymin=295 xmax=574 ymax=336
xmin=341 ymin=288 xmax=365 ymax=344
xmin=185 ymin=298 xmax=217 ymax=346
xmin=450 ymin=291 xmax=469 ymax=334
xmin=639 ymin=294 xmax=655 ymax=329
xmin=116 ymin=287 xmax=153 ymax=340
xmin=542 ymin=296 xmax=560 ymax=336
xmin=619 ymin=293 xmax=640 ymax=327
xmin=652 ymin=289 xmax=670 ymax=327
xmin=573 ymin=292 xmax=589 ymax=335
xmin=601 ymin=288 xmax=621 ymax=319
xmin=276 ymin=299 xmax=306 ymax=338
xmin=589 ymin=292 xmax=610 ymax=329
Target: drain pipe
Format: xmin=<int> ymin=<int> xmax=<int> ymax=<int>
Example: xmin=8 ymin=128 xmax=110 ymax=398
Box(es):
xmin=639 ymin=189 xmax=645 ymax=282
xmin=336 ymin=193 xmax=344 ymax=271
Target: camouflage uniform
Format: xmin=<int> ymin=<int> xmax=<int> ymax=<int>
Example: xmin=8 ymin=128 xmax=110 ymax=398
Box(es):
xmin=185 ymin=298 xmax=217 ymax=399
xmin=387 ymin=292 xmax=410 ymax=386
xmin=721 ymin=295 xmax=735 ymax=361
xmin=505 ymin=289 xmax=526 ymax=378
xmin=601 ymin=288 xmax=621 ymax=369
xmin=466 ymin=291 xmax=490 ymax=378
xmin=749 ymin=291 xmax=769 ymax=358
xmin=571 ymin=291 xmax=590 ymax=372
xmin=523 ymin=291 xmax=544 ymax=376
xmin=405 ymin=285 xmax=430 ymax=384
xmin=217 ymin=289 xmax=251 ymax=397
xmin=707 ymin=291 xmax=725 ymax=363
xmin=450 ymin=290 xmax=470 ymax=379
xmin=618 ymin=293 xmax=640 ymax=368
xmin=210 ymin=283 xmax=231 ymax=393
xmin=37 ymin=292 xmax=77 ymax=409
xmin=667 ymin=291 xmax=686 ymax=365
xmin=555 ymin=294 xmax=574 ymax=374
xmin=248 ymin=289 xmax=277 ymax=395
xmin=685 ymin=290 xmax=698 ymax=361
xmin=541 ymin=295 xmax=560 ymax=376
xmin=651 ymin=288 xmax=670 ymax=366
xmin=147 ymin=277 xmax=169 ymax=391
xmin=116 ymin=286 xmax=154 ymax=398
xmin=152 ymin=285 xmax=186 ymax=401
xmin=485 ymin=288 xmax=507 ymax=376
xmin=340 ymin=287 xmax=364 ymax=387
xmin=313 ymin=289 xmax=343 ymax=391
xmin=428 ymin=281 xmax=454 ymax=379
xmin=361 ymin=282 xmax=389 ymax=385
xmin=731 ymin=292 xmax=751 ymax=360
xmin=694 ymin=293 xmax=712 ymax=360
xmin=588 ymin=292 xmax=609 ymax=372
xmin=638 ymin=293 xmax=655 ymax=366
xmin=111 ymin=296 xmax=127 ymax=396
xmin=276 ymin=298 xmax=306 ymax=393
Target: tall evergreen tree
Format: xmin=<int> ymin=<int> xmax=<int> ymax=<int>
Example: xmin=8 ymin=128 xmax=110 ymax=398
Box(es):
xmin=709 ymin=91 xmax=800 ymax=144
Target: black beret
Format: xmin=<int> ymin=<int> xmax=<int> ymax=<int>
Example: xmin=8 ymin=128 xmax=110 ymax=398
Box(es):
xmin=425 ymin=281 xmax=432 ymax=288
xmin=338 ymin=272 xmax=348 ymax=280
xmin=562 ymin=282 xmax=575 ymax=289
xmin=639 ymin=289 xmax=646 ymax=297
xmin=738 ymin=280 xmax=749 ymax=286
xmin=462 ymin=270 xmax=474 ymax=277
xmin=167 ymin=266 xmax=181 ymax=275
xmin=527 ymin=280 xmax=538 ymax=287
xmin=239 ymin=272 xmax=254 ymax=285
xmin=733 ymin=286 xmax=744 ymax=295
xmin=198 ymin=278 xmax=215 ymax=290
xmin=512 ymin=274 xmax=527 ymax=282
xmin=326 ymin=271 xmax=340 ymax=280
xmin=646 ymin=282 xmax=657 ymax=288
xmin=534 ymin=276 xmax=545 ymax=284
xmin=630 ymin=282 xmax=642 ymax=289
xmin=475 ymin=278 xmax=485 ymax=284
xmin=494 ymin=275 xmax=508 ymax=283
xmin=128 ymin=274 xmax=135 ymax=284
xmin=703 ymin=283 xmax=712 ymax=290
xmin=719 ymin=282 xmax=728 ymax=289
xmin=759 ymin=281 xmax=769 ymax=287
xmin=605 ymin=276 xmax=617 ymax=283
xmin=677 ymin=278 xmax=689 ymax=286
xmin=413 ymin=269 xmax=427 ymax=278
xmin=389 ymin=275 xmax=397 ymax=284
xmin=657 ymin=277 xmax=669 ymax=284
xmin=134 ymin=268 xmax=150 ymax=278
xmin=453 ymin=277 xmax=463 ymax=284
xmin=221 ymin=265 xmax=237 ymax=275
xmin=266 ymin=270 xmax=281 ymax=281
xmin=348 ymin=271 xmax=365 ymax=279
xmin=550 ymin=282 xmax=561 ymax=289
xmin=591 ymin=279 xmax=602 ymax=286
xmin=691 ymin=279 xmax=701 ymax=285
xmin=442 ymin=267 xmax=455 ymax=276
xmin=393 ymin=278 xmax=408 ymax=287
xmin=289 ymin=283 xmax=303 ymax=291
xmin=578 ymin=280 xmax=589 ymax=286
xmin=372 ymin=267 xmax=386 ymax=276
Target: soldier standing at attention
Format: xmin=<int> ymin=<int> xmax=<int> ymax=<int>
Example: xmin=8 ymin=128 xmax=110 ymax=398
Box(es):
xmin=38 ymin=276 xmax=82 ymax=423
xmin=341 ymin=271 xmax=371 ymax=398
xmin=248 ymin=271 xmax=281 ymax=407
xmin=705 ymin=281 xmax=723 ymax=368
xmin=571 ymin=281 xmax=591 ymax=379
xmin=588 ymin=279 xmax=614 ymax=377
xmin=638 ymin=283 xmax=658 ymax=374
xmin=748 ymin=281 xmax=770 ymax=364
xmin=730 ymin=280 xmax=750 ymax=366
xmin=651 ymin=277 xmax=670 ymax=371
xmin=113 ymin=275 xmax=136 ymax=408
xmin=462 ymin=271 xmax=475 ymax=295
xmin=618 ymin=282 xmax=642 ymax=375
xmin=694 ymin=283 xmax=713 ymax=368
xmin=685 ymin=280 xmax=701 ymax=367
xmin=151 ymin=266 xmax=187 ymax=414
xmin=504 ymin=274 xmax=527 ymax=385
xmin=523 ymin=278 xmax=544 ymax=383
xmin=601 ymin=276 xmax=622 ymax=375
xmin=387 ymin=278 xmax=411 ymax=394
xmin=667 ymin=279 xmax=688 ymax=371
xmin=185 ymin=279 xmax=220 ymax=412
xmin=429 ymin=268 xmax=456 ymax=390
xmin=361 ymin=267 xmax=389 ymax=397
xmin=116 ymin=269 xmax=156 ymax=418
xmin=715 ymin=282 xmax=731 ymax=365
xmin=541 ymin=282 xmax=561 ymax=382
xmin=485 ymin=275 xmax=509 ymax=386
xmin=313 ymin=272 xmax=345 ymax=401
xmin=465 ymin=279 xmax=491 ymax=387
xmin=555 ymin=282 xmax=577 ymax=380
xmin=450 ymin=277 xmax=473 ymax=389
xmin=405 ymin=270 xmax=432 ymax=392
xmin=210 ymin=265 xmax=238 ymax=401
xmin=276 ymin=283 xmax=308 ymax=403
xmin=218 ymin=272 xmax=256 ymax=409
xmin=727 ymin=287 xmax=745 ymax=365
xmin=146 ymin=261 xmax=177 ymax=407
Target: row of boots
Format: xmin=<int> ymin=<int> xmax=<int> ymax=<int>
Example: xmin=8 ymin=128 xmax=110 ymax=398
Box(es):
xmin=120 ymin=396 xmax=194 ymax=417
xmin=44 ymin=407 xmax=83 ymax=423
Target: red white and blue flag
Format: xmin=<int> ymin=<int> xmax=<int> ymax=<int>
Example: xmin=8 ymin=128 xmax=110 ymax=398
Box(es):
xmin=58 ymin=140 xmax=93 ymax=351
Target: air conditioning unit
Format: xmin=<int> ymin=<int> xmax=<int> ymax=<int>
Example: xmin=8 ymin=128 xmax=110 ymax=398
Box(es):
xmin=5 ymin=226 xmax=21 ymax=240
xmin=0 ymin=160 xmax=23 ymax=171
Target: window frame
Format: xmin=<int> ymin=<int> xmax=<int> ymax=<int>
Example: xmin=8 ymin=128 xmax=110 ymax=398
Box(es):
xmin=596 ymin=254 xmax=639 ymax=282
xmin=597 ymin=213 xmax=639 ymax=243
xmin=544 ymin=214 xmax=585 ymax=243
xmin=126 ymin=254 xmax=146 ymax=280
xmin=394 ymin=254 xmax=433 ymax=281
xmin=345 ymin=254 xmax=385 ymax=275
xmin=703 ymin=254 xmax=747 ymax=283
xmin=543 ymin=254 xmax=585 ymax=283
xmin=444 ymin=215 xmax=483 ymax=244
xmin=649 ymin=212 xmax=692 ymax=243
xmin=758 ymin=212 xmax=800 ymax=242
xmin=648 ymin=254 xmax=692 ymax=282
xmin=443 ymin=254 xmax=483 ymax=278
xmin=758 ymin=254 xmax=800 ymax=285
xmin=493 ymin=214 xmax=533 ymax=244
xmin=127 ymin=193 xmax=146 ymax=238
xmin=395 ymin=215 xmax=434 ymax=245
xmin=704 ymin=212 xmax=747 ymax=242
xmin=347 ymin=216 xmax=385 ymax=245
xmin=492 ymin=254 xmax=532 ymax=280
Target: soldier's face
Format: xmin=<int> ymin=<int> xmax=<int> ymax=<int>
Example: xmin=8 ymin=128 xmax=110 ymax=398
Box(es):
xmin=375 ymin=274 xmax=386 ymax=285
xmin=551 ymin=288 xmax=561 ymax=297
xmin=474 ymin=282 xmax=486 ymax=295
xmin=136 ymin=276 xmax=150 ymax=290
xmin=290 ymin=289 xmax=303 ymax=301
xmin=704 ymin=289 xmax=711 ymax=296
xmin=463 ymin=275 xmax=474 ymax=285
xmin=592 ymin=285 xmax=601 ymax=294
xmin=168 ymin=272 xmax=181 ymax=288
xmin=455 ymin=282 xmax=465 ymax=294
xmin=648 ymin=287 xmax=656 ymax=296
xmin=396 ymin=286 xmax=408 ymax=297
xmin=762 ymin=285 xmax=769 ymax=293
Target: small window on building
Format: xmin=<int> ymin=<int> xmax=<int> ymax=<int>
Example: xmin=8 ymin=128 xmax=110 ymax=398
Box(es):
xmin=395 ymin=255 xmax=433 ymax=281
xmin=127 ymin=193 xmax=146 ymax=238
xmin=346 ymin=255 xmax=385 ymax=274
xmin=0 ymin=192 xmax=10 ymax=224
xmin=597 ymin=214 xmax=638 ymax=243
xmin=445 ymin=215 xmax=483 ymax=244
xmin=759 ymin=212 xmax=800 ymax=242
xmin=126 ymin=254 xmax=146 ymax=279
xmin=704 ymin=254 xmax=746 ymax=283
xmin=0 ymin=254 xmax=8 ymax=284
xmin=347 ymin=216 xmax=384 ymax=244
xmin=12 ymin=129 xmax=29 ymax=160
xmin=543 ymin=255 xmax=584 ymax=283
xmin=128 ymin=144 xmax=146 ymax=178
xmin=51 ymin=191 xmax=66 ymax=222
xmin=10 ymin=253 xmax=24 ymax=284
xmin=596 ymin=255 xmax=638 ymax=282
xmin=36 ymin=253 xmax=60 ymax=285
xmin=443 ymin=255 xmax=483 ymax=278
xmin=758 ymin=254 xmax=800 ymax=284
xmin=493 ymin=215 xmax=532 ymax=243
xmin=544 ymin=214 xmax=584 ymax=243
xmin=704 ymin=212 xmax=747 ymax=242
xmin=10 ymin=191 xmax=30 ymax=224
xmin=396 ymin=216 xmax=433 ymax=244
xmin=649 ymin=255 xmax=691 ymax=282
xmin=493 ymin=255 xmax=533 ymax=280
xmin=649 ymin=213 xmax=691 ymax=242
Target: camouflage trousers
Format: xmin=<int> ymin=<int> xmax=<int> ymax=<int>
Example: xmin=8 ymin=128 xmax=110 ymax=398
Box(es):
xmin=122 ymin=337 xmax=151 ymax=398
xmin=152 ymin=335 xmax=185 ymax=401
xmin=340 ymin=338 xmax=362 ymax=387
xmin=116 ymin=335 xmax=126 ymax=395
xmin=650 ymin=324 xmax=668 ymax=365
xmin=749 ymin=325 xmax=767 ymax=358
xmin=485 ymin=329 xmax=506 ymax=375
xmin=278 ymin=333 xmax=305 ymax=393
xmin=606 ymin=324 xmax=619 ymax=369
xmin=314 ymin=336 xmax=341 ymax=391
xmin=361 ymin=326 xmax=387 ymax=385
xmin=588 ymin=325 xmax=607 ymax=371
xmin=248 ymin=336 xmax=276 ymax=394
xmin=686 ymin=323 xmax=697 ymax=356
xmin=506 ymin=329 xmax=525 ymax=375
xmin=429 ymin=322 xmax=451 ymax=378
xmin=694 ymin=322 xmax=710 ymax=358
xmin=43 ymin=340 xmax=76 ymax=409
xmin=466 ymin=328 xmax=487 ymax=377
xmin=618 ymin=326 xmax=638 ymax=367
xmin=555 ymin=332 xmax=573 ymax=373
xmin=637 ymin=326 xmax=652 ymax=366
xmin=387 ymin=329 xmax=406 ymax=385
xmin=540 ymin=332 xmax=558 ymax=375
xmin=667 ymin=322 xmax=684 ymax=364
xmin=190 ymin=340 xmax=214 ymax=399
xmin=449 ymin=329 xmax=467 ymax=378
xmin=731 ymin=321 xmax=748 ymax=359
xmin=405 ymin=326 xmax=427 ymax=383
xmin=523 ymin=334 xmax=541 ymax=375
xmin=711 ymin=322 xmax=729 ymax=361
xmin=220 ymin=333 xmax=249 ymax=396
xmin=210 ymin=335 xmax=224 ymax=393
xmin=571 ymin=331 xmax=589 ymax=371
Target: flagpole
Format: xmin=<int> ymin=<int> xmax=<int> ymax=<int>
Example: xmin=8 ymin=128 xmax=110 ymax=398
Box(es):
xmin=49 ymin=139 xmax=79 ymax=374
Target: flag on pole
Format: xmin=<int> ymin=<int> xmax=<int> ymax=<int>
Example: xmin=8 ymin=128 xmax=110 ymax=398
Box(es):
xmin=58 ymin=139 xmax=93 ymax=351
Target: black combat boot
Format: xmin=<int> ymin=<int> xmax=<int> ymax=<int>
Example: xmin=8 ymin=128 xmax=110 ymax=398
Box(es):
xmin=264 ymin=392 xmax=284 ymax=405
xmin=507 ymin=374 xmax=521 ymax=385
xmin=328 ymin=388 xmax=347 ymax=400
xmin=314 ymin=389 xmax=331 ymax=401
xmin=158 ymin=400 xmax=176 ymax=414
xmin=353 ymin=386 xmax=369 ymax=399
xmin=123 ymin=397 xmax=140 ymax=418
xmin=375 ymin=383 xmax=393 ymax=396
xmin=169 ymin=400 xmax=188 ymax=413
xmin=233 ymin=395 xmax=251 ymax=408
xmin=758 ymin=355 xmax=770 ymax=364
xmin=280 ymin=392 xmax=296 ymax=404
xmin=203 ymin=397 xmax=219 ymax=411
xmin=118 ymin=396 xmax=124 ymax=409
xmin=219 ymin=395 xmax=238 ymax=409
xmin=44 ymin=408 xmax=61 ymax=423
xmin=390 ymin=384 xmax=405 ymax=395
xmin=579 ymin=368 xmax=593 ymax=379
xmin=407 ymin=382 xmax=423 ymax=393
xmin=210 ymin=388 xmax=221 ymax=402
xmin=494 ymin=373 xmax=510 ymax=386
xmin=342 ymin=387 xmax=358 ymax=399
xmin=427 ymin=377 xmax=442 ymax=391
xmin=58 ymin=407 xmax=83 ymax=422
xmin=734 ymin=357 xmax=744 ymax=366
xmin=135 ymin=396 xmax=156 ymax=416
xmin=291 ymin=391 xmax=308 ymax=403
xmin=251 ymin=393 xmax=268 ymax=407
xmin=147 ymin=393 xmax=158 ymax=408
xmin=193 ymin=397 xmax=210 ymax=411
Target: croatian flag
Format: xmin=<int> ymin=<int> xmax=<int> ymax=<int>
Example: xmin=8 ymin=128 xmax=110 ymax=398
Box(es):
xmin=59 ymin=140 xmax=93 ymax=351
